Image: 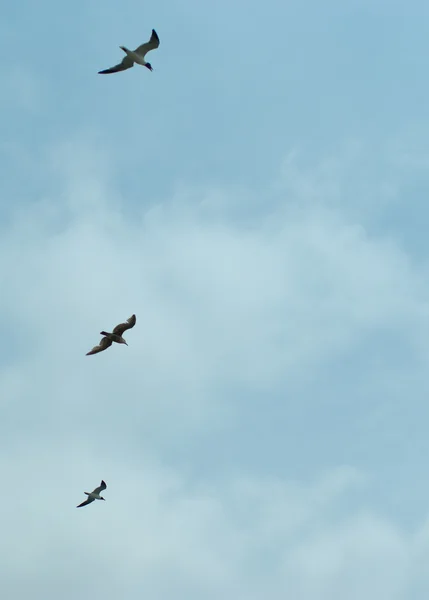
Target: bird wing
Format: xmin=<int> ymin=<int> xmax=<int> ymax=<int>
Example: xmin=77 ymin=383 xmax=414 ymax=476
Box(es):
xmin=93 ymin=480 xmax=107 ymax=495
xmin=112 ymin=314 xmax=136 ymax=336
xmin=98 ymin=55 xmax=134 ymax=75
xmin=76 ymin=497 xmax=95 ymax=508
xmin=86 ymin=336 xmax=113 ymax=356
xmin=135 ymin=29 xmax=160 ymax=58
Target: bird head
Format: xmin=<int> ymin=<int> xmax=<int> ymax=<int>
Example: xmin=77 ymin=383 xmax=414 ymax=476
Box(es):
xmin=145 ymin=63 xmax=153 ymax=71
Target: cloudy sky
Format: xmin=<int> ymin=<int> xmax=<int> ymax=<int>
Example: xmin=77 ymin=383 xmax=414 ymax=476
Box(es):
xmin=2 ymin=0 xmax=429 ymax=598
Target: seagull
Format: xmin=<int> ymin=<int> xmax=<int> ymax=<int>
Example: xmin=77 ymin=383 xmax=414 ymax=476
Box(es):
xmin=76 ymin=480 xmax=107 ymax=508
xmin=98 ymin=29 xmax=160 ymax=74
xmin=86 ymin=314 xmax=136 ymax=356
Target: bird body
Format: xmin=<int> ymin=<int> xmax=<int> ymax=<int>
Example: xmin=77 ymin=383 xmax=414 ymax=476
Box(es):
xmin=98 ymin=29 xmax=160 ymax=74
xmin=86 ymin=314 xmax=136 ymax=356
xmin=77 ymin=480 xmax=107 ymax=508
xmin=120 ymin=47 xmax=148 ymax=67
xmin=100 ymin=331 xmax=126 ymax=344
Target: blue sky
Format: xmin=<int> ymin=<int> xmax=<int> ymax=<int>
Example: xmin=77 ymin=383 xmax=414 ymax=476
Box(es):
xmin=2 ymin=0 xmax=429 ymax=598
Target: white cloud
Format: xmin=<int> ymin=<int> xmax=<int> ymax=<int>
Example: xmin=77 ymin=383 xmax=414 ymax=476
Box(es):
xmin=2 ymin=136 xmax=429 ymax=598
xmin=1 ymin=136 xmax=428 ymax=434
xmin=0 ymin=448 xmax=426 ymax=599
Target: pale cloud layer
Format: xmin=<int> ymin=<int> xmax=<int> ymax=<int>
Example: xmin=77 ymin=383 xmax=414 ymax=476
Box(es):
xmin=1 ymin=135 xmax=429 ymax=598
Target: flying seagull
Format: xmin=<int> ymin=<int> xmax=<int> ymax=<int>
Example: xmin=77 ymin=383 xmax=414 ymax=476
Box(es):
xmin=86 ymin=314 xmax=136 ymax=356
xmin=98 ymin=29 xmax=160 ymax=74
xmin=77 ymin=480 xmax=107 ymax=508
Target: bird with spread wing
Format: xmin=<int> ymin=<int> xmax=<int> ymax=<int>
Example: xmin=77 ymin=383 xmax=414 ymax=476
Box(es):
xmin=98 ymin=29 xmax=160 ymax=74
xmin=86 ymin=314 xmax=136 ymax=356
xmin=76 ymin=480 xmax=107 ymax=508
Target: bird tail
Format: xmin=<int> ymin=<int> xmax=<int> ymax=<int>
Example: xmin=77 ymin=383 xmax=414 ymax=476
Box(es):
xmin=120 ymin=46 xmax=129 ymax=54
xmin=100 ymin=331 xmax=109 ymax=337
xmin=84 ymin=492 xmax=89 ymax=495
